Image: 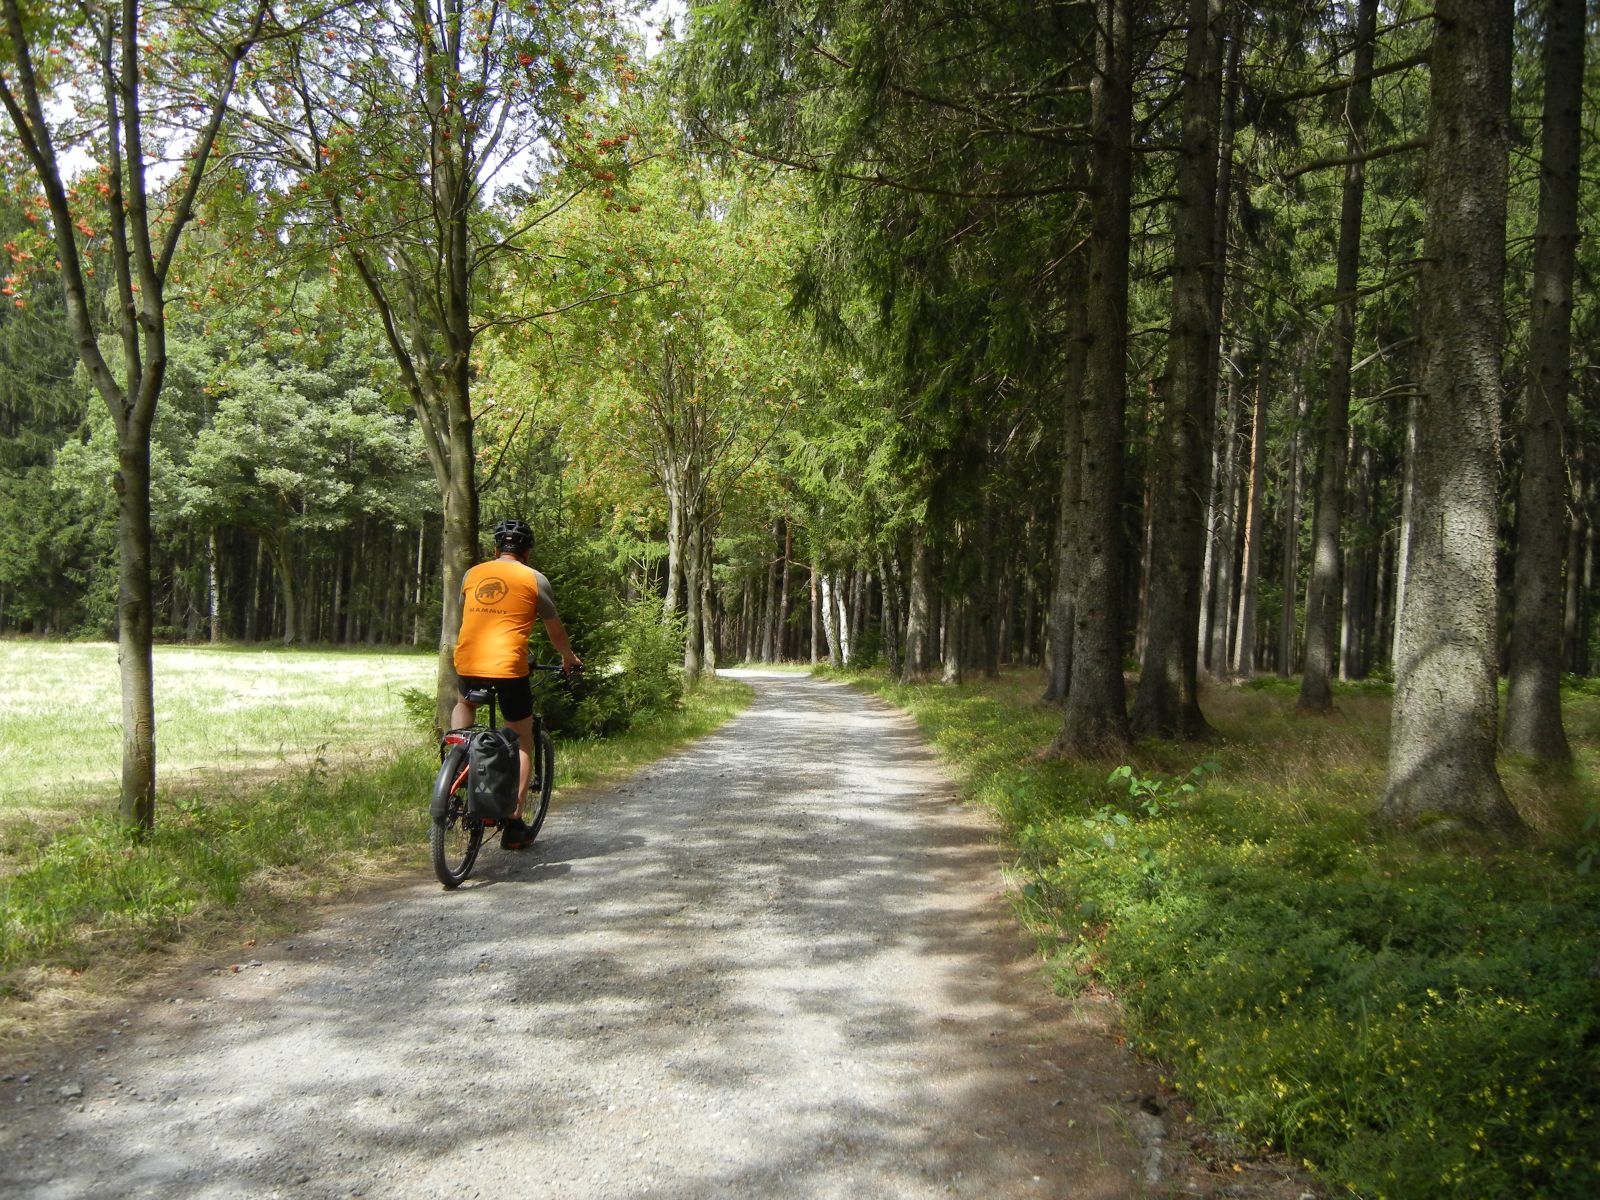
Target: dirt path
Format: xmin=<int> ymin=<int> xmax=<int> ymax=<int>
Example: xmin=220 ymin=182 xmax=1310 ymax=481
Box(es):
xmin=0 ymin=670 xmax=1298 ymax=1199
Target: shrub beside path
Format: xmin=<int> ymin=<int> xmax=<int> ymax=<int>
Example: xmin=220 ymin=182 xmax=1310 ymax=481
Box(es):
xmin=0 ymin=670 xmax=1307 ymax=1199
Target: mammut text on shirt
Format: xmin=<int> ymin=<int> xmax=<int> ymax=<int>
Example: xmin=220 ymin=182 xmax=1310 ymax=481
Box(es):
xmin=453 ymin=559 xmax=555 ymax=678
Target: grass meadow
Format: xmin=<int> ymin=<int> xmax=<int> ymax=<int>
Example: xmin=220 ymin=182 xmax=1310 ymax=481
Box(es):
xmin=847 ymin=666 xmax=1600 ymax=1200
xmin=0 ymin=641 xmax=436 ymax=816
xmin=0 ymin=639 xmax=751 ymax=1041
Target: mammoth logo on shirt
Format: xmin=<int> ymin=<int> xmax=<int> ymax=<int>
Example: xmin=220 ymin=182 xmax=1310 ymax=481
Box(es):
xmin=474 ymin=579 xmax=508 ymax=605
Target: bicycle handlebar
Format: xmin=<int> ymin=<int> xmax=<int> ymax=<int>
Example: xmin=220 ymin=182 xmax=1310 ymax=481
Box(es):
xmin=527 ymin=657 xmax=580 ymax=676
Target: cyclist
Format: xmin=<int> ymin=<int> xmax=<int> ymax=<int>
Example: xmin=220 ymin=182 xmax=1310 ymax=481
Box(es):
xmin=451 ymin=518 xmax=582 ymax=849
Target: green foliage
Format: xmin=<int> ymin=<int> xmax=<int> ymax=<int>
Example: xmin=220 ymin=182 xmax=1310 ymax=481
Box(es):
xmin=856 ymin=669 xmax=1600 ymax=1200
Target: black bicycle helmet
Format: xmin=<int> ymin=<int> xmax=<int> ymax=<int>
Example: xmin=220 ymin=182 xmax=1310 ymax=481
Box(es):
xmin=492 ymin=518 xmax=533 ymax=555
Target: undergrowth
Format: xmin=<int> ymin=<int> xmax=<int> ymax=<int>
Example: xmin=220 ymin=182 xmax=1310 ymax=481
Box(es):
xmin=852 ymin=668 xmax=1600 ymax=1200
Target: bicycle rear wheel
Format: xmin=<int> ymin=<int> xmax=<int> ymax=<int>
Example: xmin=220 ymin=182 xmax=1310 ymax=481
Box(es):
xmin=431 ymin=748 xmax=483 ymax=888
xmin=522 ymin=726 xmax=554 ymax=842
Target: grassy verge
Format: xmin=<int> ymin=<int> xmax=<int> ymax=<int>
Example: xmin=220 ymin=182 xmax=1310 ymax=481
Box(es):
xmin=0 ymin=671 xmax=751 ymax=1031
xmin=848 ymin=666 xmax=1600 ymax=1200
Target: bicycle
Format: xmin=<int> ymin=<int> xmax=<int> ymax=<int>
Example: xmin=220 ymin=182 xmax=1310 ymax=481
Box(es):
xmin=430 ymin=662 xmax=567 ymax=889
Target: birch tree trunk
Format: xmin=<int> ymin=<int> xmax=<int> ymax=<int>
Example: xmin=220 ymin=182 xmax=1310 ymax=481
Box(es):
xmin=208 ymin=532 xmax=222 ymax=644
xmin=821 ymin=573 xmax=843 ymax=668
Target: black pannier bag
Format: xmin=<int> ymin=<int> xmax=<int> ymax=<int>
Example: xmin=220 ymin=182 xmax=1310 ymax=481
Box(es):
xmin=467 ymin=727 xmax=520 ymax=820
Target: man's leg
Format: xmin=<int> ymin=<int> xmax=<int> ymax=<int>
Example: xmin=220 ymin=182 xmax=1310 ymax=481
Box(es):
xmin=506 ymin=714 xmax=534 ymax=818
xmin=450 ymin=698 xmax=478 ymax=729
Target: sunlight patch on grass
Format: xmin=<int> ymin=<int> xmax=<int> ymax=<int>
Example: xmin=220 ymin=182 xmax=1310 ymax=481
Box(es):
xmin=0 ymin=642 xmax=435 ymax=814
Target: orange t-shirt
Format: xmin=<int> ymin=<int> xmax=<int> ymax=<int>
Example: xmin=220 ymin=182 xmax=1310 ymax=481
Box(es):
xmin=454 ymin=559 xmax=542 ymax=678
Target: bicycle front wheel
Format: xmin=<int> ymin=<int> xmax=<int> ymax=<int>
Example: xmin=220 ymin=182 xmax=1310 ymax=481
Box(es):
xmin=522 ymin=726 xmax=554 ymax=842
xmin=431 ymin=748 xmax=483 ymax=889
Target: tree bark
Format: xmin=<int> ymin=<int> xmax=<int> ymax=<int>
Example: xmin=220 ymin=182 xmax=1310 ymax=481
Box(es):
xmin=1207 ymin=333 xmax=1244 ymax=675
xmin=1563 ymin=436 xmax=1590 ymax=672
xmin=1278 ymin=379 xmax=1308 ymax=675
xmin=1338 ymin=435 xmax=1372 ymax=680
xmin=1133 ymin=0 xmax=1223 ymax=739
xmin=1504 ymin=0 xmax=1583 ymax=762
xmin=810 ymin=565 xmax=821 ymax=665
xmin=776 ymin=518 xmax=793 ymax=661
xmin=700 ymin=526 xmax=717 ymax=677
xmin=941 ymin=594 xmax=965 ymax=684
xmin=1379 ymin=0 xmax=1525 ymax=834
xmin=821 ymin=572 xmax=843 ymax=668
xmin=1300 ymin=0 xmax=1378 ymax=712
xmin=208 ymin=531 xmax=222 ymax=644
xmin=1233 ymin=371 xmax=1270 ymax=676
xmin=683 ymin=517 xmax=705 ymax=684
xmin=1050 ymin=0 xmax=1134 ymax=758
xmin=903 ymin=526 xmax=933 ymax=680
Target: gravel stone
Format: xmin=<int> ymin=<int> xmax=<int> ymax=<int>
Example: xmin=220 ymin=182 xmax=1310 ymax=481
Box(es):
xmin=0 ymin=670 xmax=1295 ymax=1199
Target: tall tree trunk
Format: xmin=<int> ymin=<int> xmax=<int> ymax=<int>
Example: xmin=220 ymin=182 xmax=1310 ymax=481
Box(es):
xmin=700 ymin=527 xmax=717 ymax=678
xmin=776 ymin=519 xmax=793 ymax=661
xmin=1278 ymin=378 xmax=1308 ymax=675
xmin=663 ymin=472 xmax=683 ymax=621
xmin=115 ymin=434 xmax=157 ymax=829
xmin=266 ymin=536 xmax=300 ymax=645
xmin=761 ymin=519 xmax=780 ymax=660
xmin=1563 ymin=436 xmax=1590 ymax=671
xmin=245 ymin=537 xmax=262 ymax=642
xmin=683 ymin=516 xmax=705 ymax=685
xmin=1300 ymin=0 xmax=1378 ymax=711
xmin=903 ymin=526 xmax=933 ymax=680
xmin=207 ymin=530 xmax=222 ymax=644
xmin=1051 ymin=0 xmax=1134 ymax=758
xmin=1208 ymin=332 xmax=1245 ymax=675
xmin=1504 ymin=0 xmax=1583 ymax=761
xmin=435 ymin=414 xmax=477 ymax=726
xmin=821 ymin=572 xmax=843 ymax=668
xmin=810 ymin=565 xmax=820 ymax=665
xmin=1233 ymin=370 xmax=1270 ymax=676
xmin=879 ymin=548 xmax=902 ymax=676
xmin=941 ymin=594 xmax=965 ymax=684
xmin=1045 ymin=341 xmax=1087 ymax=702
xmin=1338 ymin=436 xmax=1372 ymax=680
xmin=1391 ymin=388 xmax=1418 ymax=668
xmin=1379 ymin=0 xmax=1524 ymax=834
xmin=1133 ymin=0 xmax=1223 ymax=739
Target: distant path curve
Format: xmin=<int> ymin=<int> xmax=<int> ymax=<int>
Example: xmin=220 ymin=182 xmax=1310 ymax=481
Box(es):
xmin=1 ymin=670 xmax=1212 ymax=1199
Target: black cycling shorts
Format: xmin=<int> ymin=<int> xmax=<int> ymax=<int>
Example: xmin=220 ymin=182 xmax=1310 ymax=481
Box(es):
xmin=457 ymin=674 xmax=533 ymax=723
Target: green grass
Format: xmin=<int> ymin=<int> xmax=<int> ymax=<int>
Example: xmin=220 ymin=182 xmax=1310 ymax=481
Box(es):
xmin=849 ymin=667 xmax=1600 ymax=1200
xmin=0 ymin=645 xmax=751 ymax=1022
xmin=0 ymin=641 xmax=437 ymax=814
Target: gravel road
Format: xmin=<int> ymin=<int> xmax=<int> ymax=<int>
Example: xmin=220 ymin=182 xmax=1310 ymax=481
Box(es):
xmin=0 ymin=670 xmax=1213 ymax=1200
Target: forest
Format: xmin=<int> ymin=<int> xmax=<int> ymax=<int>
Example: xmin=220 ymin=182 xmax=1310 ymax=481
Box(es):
xmin=4 ymin=1 xmax=1599 ymax=1194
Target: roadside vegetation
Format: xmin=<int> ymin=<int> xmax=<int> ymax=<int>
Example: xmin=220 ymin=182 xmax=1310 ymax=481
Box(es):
xmin=0 ymin=640 xmax=751 ymax=1035
xmin=848 ymin=666 xmax=1600 ymax=1200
